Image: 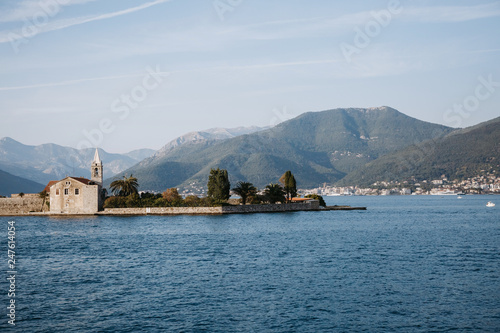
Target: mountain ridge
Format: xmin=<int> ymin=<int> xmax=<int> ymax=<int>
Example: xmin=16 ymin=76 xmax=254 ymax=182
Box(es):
xmin=0 ymin=138 xmax=154 ymax=185
xmin=0 ymin=125 xmax=265 ymax=192
xmin=107 ymin=106 xmax=455 ymax=191
xmin=0 ymin=169 xmax=44 ymax=196
xmin=337 ymin=116 xmax=500 ymax=186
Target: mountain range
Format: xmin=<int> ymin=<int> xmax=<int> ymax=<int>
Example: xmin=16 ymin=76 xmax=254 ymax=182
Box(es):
xmin=0 ymin=137 xmax=155 ymax=187
xmin=338 ymin=116 xmax=500 ymax=186
xmin=107 ymin=107 xmax=456 ymax=190
xmin=153 ymin=126 xmax=266 ymax=158
xmin=0 ymin=169 xmax=45 ymax=196
xmin=0 ymin=126 xmax=265 ymax=196
xmin=3 ymin=107 xmax=498 ymax=195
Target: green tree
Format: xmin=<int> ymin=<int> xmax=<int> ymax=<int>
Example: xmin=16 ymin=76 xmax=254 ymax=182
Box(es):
xmin=264 ymin=183 xmax=286 ymax=204
xmin=184 ymin=195 xmax=202 ymax=207
xmin=18 ymin=192 xmax=25 ymax=198
xmin=154 ymin=197 xmax=168 ymax=207
xmin=126 ymin=193 xmax=141 ymax=207
xmin=232 ymin=181 xmax=257 ymax=205
xmin=103 ymin=196 xmax=127 ymax=208
xmin=279 ymin=170 xmax=297 ymax=202
xmin=140 ymin=192 xmax=162 ymax=207
xmin=207 ymin=168 xmax=230 ymax=202
xmin=110 ymin=175 xmax=139 ymax=196
xmin=162 ymin=188 xmax=183 ymax=206
xmin=305 ymin=194 xmax=326 ymax=207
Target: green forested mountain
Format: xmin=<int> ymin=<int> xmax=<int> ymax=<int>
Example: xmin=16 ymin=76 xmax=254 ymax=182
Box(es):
xmin=106 ymin=107 xmax=454 ymax=190
xmin=338 ymin=116 xmax=500 ymax=186
xmin=0 ymin=169 xmax=44 ymax=196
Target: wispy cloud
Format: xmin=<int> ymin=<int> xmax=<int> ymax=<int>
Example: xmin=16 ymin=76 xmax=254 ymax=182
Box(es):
xmin=0 ymin=0 xmax=172 ymax=43
xmin=0 ymin=59 xmax=338 ymax=91
xmin=196 ymin=3 xmax=500 ymax=44
xmin=205 ymin=59 xmax=342 ymax=72
xmin=0 ymin=0 xmax=98 ymax=23
xmin=0 ymin=71 xmax=170 ymax=91
xmin=402 ymin=3 xmax=500 ymax=22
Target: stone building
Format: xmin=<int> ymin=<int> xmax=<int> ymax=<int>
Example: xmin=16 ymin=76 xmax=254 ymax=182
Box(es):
xmin=49 ymin=149 xmax=104 ymax=214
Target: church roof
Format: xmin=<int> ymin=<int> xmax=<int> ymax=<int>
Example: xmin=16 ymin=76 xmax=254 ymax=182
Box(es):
xmin=47 ymin=177 xmax=94 ymax=191
xmin=43 ymin=180 xmax=58 ymax=193
xmin=70 ymin=177 xmax=93 ymax=185
xmin=93 ymin=148 xmax=102 ymax=164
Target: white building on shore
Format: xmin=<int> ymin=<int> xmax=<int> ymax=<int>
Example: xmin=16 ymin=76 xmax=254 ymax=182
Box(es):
xmin=48 ymin=149 xmax=104 ymax=214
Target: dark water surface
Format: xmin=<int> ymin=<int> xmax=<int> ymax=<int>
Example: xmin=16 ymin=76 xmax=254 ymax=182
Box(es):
xmin=1 ymin=195 xmax=499 ymax=332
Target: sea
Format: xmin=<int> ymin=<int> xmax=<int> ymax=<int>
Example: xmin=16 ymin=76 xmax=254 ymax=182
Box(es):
xmin=1 ymin=195 xmax=499 ymax=332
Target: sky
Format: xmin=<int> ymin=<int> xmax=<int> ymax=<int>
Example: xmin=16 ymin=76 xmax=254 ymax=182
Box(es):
xmin=0 ymin=0 xmax=499 ymax=153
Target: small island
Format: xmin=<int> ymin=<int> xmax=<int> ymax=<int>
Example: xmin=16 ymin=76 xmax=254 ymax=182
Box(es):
xmin=0 ymin=152 xmax=365 ymax=216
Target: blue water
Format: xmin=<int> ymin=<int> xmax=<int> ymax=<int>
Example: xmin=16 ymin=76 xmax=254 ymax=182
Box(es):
xmin=1 ymin=195 xmax=499 ymax=332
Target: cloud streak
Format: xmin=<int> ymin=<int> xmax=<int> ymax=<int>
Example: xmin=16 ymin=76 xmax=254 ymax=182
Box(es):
xmin=0 ymin=72 xmax=170 ymax=91
xmin=0 ymin=0 xmax=172 ymax=43
xmin=402 ymin=3 xmax=500 ymax=22
xmin=0 ymin=0 xmax=98 ymax=23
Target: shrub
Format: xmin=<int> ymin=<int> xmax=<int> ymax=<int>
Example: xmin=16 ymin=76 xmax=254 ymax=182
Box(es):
xmin=305 ymin=194 xmax=326 ymax=207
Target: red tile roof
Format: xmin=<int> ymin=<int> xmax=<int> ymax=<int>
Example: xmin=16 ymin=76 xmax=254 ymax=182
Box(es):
xmin=43 ymin=181 xmax=58 ymax=193
xmin=291 ymin=197 xmax=313 ymax=202
xmin=44 ymin=177 xmax=93 ymax=192
xmin=69 ymin=177 xmax=92 ymax=185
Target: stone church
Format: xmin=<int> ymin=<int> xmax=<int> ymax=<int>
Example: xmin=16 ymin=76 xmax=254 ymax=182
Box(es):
xmin=49 ymin=149 xmax=104 ymax=214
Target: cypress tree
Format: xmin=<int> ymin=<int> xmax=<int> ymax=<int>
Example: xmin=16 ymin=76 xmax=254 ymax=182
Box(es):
xmin=207 ymin=168 xmax=230 ymax=202
xmin=279 ymin=170 xmax=297 ymax=202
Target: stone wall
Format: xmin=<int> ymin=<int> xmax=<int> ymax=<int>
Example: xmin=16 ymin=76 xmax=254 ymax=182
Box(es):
xmin=99 ymin=207 xmax=223 ymax=215
xmin=0 ymin=197 xmax=46 ymax=215
xmin=99 ymin=200 xmax=320 ymax=216
xmin=11 ymin=193 xmax=40 ymax=198
xmin=1 ymin=200 xmax=320 ymax=216
xmin=222 ymin=200 xmax=320 ymax=214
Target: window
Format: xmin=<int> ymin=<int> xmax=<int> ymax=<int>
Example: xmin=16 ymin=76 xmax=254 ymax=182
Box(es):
xmin=65 ymin=181 xmax=71 ymax=186
xmin=75 ymin=189 xmax=79 ymax=195
xmin=56 ymin=189 xmax=60 ymax=195
xmin=64 ymin=189 xmax=69 ymax=195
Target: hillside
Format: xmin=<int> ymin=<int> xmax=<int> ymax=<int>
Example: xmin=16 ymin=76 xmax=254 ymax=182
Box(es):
xmin=107 ymin=107 xmax=454 ymax=190
xmin=338 ymin=116 xmax=500 ymax=186
xmin=0 ymin=169 xmax=44 ymax=196
xmin=153 ymin=126 xmax=266 ymax=158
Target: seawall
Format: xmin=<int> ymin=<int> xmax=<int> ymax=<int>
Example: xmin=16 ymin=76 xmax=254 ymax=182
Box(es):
xmin=98 ymin=201 xmax=320 ymax=215
xmin=0 ymin=197 xmax=46 ymax=215
xmin=0 ymin=200 xmax=321 ymax=216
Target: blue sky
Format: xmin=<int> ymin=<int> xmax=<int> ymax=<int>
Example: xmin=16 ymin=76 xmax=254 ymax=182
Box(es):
xmin=1 ymin=0 xmax=499 ymax=153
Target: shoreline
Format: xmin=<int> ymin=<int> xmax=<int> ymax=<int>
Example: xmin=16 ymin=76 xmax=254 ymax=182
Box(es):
xmin=0 ymin=201 xmax=367 ymax=216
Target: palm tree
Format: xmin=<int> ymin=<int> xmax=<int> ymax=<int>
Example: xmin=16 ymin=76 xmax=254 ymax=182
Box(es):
xmin=264 ymin=183 xmax=286 ymax=204
xmin=110 ymin=175 xmax=139 ymax=196
xmin=232 ymin=181 xmax=257 ymax=205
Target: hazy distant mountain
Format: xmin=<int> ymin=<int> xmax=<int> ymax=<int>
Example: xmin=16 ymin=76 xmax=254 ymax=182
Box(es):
xmin=123 ymin=148 xmax=157 ymax=162
xmin=107 ymin=107 xmax=454 ymax=190
xmin=0 ymin=169 xmax=44 ymax=196
xmin=154 ymin=126 xmax=266 ymax=158
xmin=338 ymin=116 xmax=500 ymax=186
xmin=0 ymin=138 xmax=155 ymax=185
xmin=0 ymin=126 xmax=262 ymax=191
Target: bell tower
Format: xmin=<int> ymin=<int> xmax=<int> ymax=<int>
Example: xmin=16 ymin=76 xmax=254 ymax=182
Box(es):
xmin=91 ymin=148 xmax=103 ymax=186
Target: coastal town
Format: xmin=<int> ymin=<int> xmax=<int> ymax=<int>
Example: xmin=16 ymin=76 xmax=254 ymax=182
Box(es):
xmin=161 ymin=172 xmax=500 ymax=198
xmin=301 ymin=172 xmax=500 ymax=197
